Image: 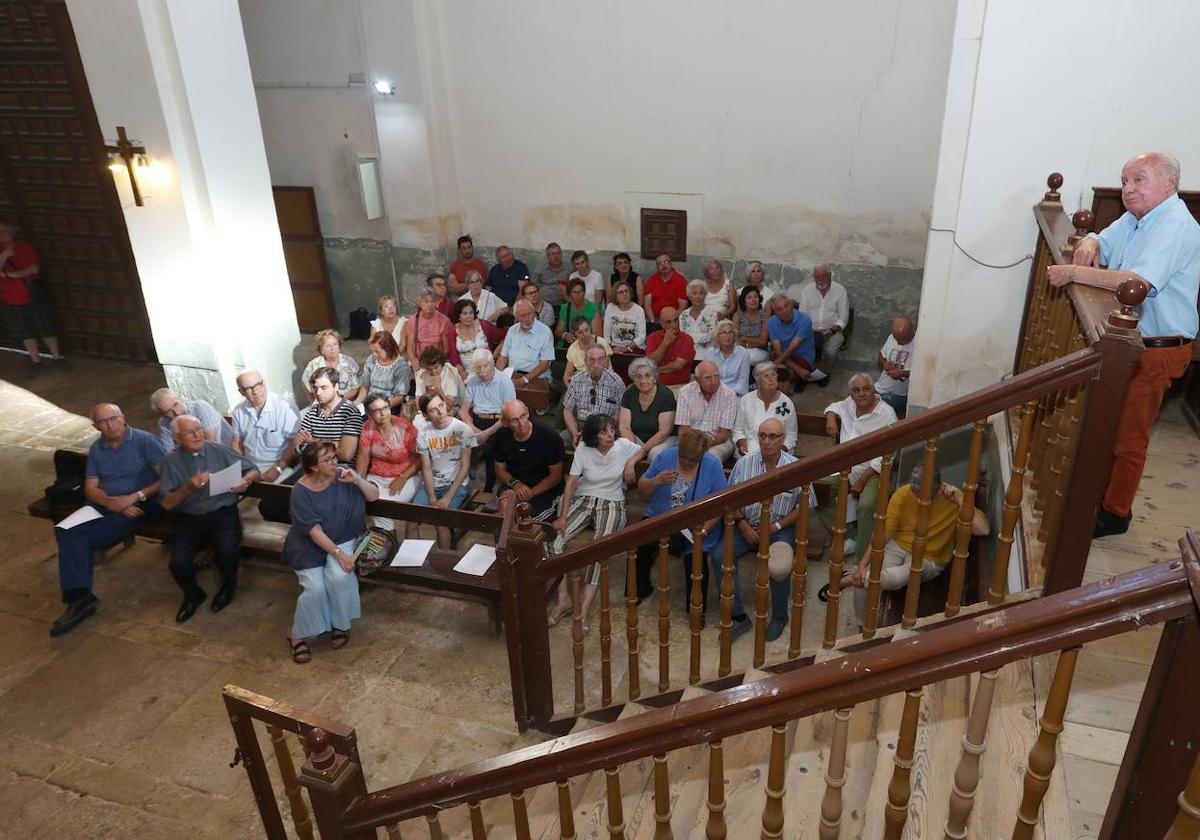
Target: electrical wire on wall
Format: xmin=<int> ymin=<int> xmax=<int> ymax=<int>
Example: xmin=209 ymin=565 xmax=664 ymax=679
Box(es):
xmin=929 ymin=227 xmax=1033 ymax=270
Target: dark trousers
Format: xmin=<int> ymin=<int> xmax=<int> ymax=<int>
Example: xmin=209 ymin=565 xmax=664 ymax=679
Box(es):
xmin=55 ymin=501 xmax=162 ymax=601
xmin=169 ymin=504 xmax=242 ymax=602
xmin=472 ymin=412 xmax=501 ymax=491
xmin=635 ymin=534 xmax=711 ymax=613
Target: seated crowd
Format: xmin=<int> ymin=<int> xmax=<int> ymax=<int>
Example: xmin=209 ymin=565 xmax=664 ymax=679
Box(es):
xmin=47 ymin=236 xmax=924 ymax=662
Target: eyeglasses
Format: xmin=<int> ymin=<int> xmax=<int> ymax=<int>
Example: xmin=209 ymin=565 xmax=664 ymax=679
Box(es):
xmin=758 ymin=432 xmax=784 ymax=440
xmin=240 ymin=381 xmax=265 ymax=394
xmin=319 ymin=455 xmax=338 ymax=465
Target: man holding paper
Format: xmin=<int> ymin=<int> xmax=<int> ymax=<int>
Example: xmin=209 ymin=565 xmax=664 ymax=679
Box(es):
xmin=160 ymin=415 xmax=259 ymax=623
xmin=51 ymin=403 xmax=167 ymax=637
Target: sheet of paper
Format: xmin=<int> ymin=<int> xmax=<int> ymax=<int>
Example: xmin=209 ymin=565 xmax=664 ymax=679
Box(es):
xmin=680 ymin=528 xmax=694 ymax=543
xmin=390 ymin=538 xmax=435 ymax=567
xmin=207 ymin=461 xmax=244 ymax=496
xmin=55 ymin=505 xmax=103 ymax=530
xmin=453 ymin=543 xmax=497 ymax=576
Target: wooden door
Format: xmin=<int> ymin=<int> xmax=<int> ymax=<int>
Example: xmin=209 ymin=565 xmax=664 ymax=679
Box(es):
xmin=273 ymin=186 xmax=336 ymax=332
xmin=0 ymin=1 xmax=155 ymax=361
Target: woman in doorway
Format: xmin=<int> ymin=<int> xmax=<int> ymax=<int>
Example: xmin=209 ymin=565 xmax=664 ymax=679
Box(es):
xmin=1 ymin=221 xmax=62 ymax=374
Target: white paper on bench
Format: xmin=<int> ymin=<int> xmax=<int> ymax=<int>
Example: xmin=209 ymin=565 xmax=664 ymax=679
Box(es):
xmin=453 ymin=543 xmax=497 ymax=576
xmin=55 ymin=505 xmax=103 ymax=530
xmin=207 ymin=461 xmax=244 ymax=496
xmin=390 ymin=539 xmax=435 ymax=567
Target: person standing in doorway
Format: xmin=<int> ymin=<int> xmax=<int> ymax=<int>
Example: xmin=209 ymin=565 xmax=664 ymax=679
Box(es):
xmin=0 ymin=221 xmax=63 ymax=374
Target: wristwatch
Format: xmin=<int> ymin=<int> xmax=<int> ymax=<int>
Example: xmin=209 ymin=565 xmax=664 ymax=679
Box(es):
xmin=136 ymin=490 xmax=147 ymax=503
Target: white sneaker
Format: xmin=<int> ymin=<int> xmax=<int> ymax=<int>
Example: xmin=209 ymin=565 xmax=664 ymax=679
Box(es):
xmin=809 ymin=368 xmax=828 ymax=381
xmin=842 ymin=537 xmax=857 ymax=556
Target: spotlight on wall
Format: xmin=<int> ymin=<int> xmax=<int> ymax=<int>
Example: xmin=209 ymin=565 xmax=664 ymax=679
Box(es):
xmin=104 ymin=125 xmax=147 ymax=207
xmin=372 ymin=80 xmax=395 ymax=95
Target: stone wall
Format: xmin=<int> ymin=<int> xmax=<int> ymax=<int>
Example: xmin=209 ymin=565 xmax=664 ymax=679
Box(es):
xmin=322 ymin=239 xmax=922 ymax=368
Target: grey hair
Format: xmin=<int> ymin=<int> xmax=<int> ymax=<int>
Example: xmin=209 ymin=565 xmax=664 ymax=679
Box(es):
xmin=716 ymin=318 xmax=735 ymax=335
xmin=848 ymin=372 xmax=874 ymax=389
xmin=418 ymin=290 xmax=437 ymax=303
xmin=686 ymin=278 xmax=707 ymax=296
xmin=169 ymin=413 xmax=200 ymax=433
xmin=1157 ymin=152 xmax=1181 ymax=187
xmin=628 ymin=357 xmax=658 ymax=379
xmin=150 ymin=387 xmax=175 ymax=411
xmin=768 ymin=293 xmax=792 ymax=309
xmin=464 ymin=269 xmax=484 ymax=284
xmin=470 ymin=347 xmax=494 ymax=368
xmin=909 ymin=463 xmax=942 ymax=494
xmin=752 ymin=361 xmax=777 ymax=382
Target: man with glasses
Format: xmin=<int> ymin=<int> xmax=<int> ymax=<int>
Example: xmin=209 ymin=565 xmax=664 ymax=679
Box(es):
xmin=49 ymin=403 xmax=167 ymax=637
xmin=562 ymin=344 xmax=624 ymax=447
xmin=231 ymin=370 xmax=301 ymax=483
xmin=496 ymin=300 xmax=555 ymax=385
xmin=160 ymin=415 xmax=259 ymax=623
xmin=494 ymin=399 xmax=565 ymax=520
xmin=675 ymin=360 xmax=738 ymax=461
xmin=724 ymin=418 xmax=811 ymax=642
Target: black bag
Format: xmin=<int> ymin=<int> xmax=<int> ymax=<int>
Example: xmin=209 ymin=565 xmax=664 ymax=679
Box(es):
xmin=348 ymin=307 xmax=372 ymax=340
xmin=45 ymin=450 xmax=88 ymax=520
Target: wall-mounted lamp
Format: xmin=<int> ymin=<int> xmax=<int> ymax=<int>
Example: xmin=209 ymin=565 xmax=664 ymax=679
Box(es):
xmin=104 ymin=126 xmax=147 ymax=206
xmin=372 ymin=80 xmax=395 ymax=95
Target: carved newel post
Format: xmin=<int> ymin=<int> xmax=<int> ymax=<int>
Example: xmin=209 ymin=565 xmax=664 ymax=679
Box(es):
xmin=298 ymin=728 xmax=372 ymax=840
xmin=1108 ymin=277 xmax=1150 ymax=331
xmin=1064 ymin=209 xmax=1094 ymax=256
xmin=505 ymin=500 xmax=556 ymax=730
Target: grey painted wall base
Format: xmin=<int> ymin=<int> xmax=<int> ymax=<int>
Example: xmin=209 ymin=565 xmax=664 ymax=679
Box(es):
xmin=321 ymin=239 xmax=923 ymax=366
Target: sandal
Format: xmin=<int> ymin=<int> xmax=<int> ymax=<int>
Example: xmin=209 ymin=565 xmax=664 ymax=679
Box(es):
xmin=330 ymin=629 xmax=349 ymax=650
xmin=289 ymin=638 xmax=312 ymax=664
xmin=547 ymin=604 xmax=572 ymax=627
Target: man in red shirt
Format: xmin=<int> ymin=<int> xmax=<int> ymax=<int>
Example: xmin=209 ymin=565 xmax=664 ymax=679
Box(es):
xmin=0 ymin=221 xmax=61 ymax=374
xmin=645 ymin=307 xmax=696 ymax=388
xmin=643 ymin=253 xmax=688 ymax=324
xmin=447 ymin=235 xmax=488 ymax=296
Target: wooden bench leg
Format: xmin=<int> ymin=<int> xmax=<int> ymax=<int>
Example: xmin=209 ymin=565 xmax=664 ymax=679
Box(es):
xmin=488 ymin=601 xmax=503 ymax=638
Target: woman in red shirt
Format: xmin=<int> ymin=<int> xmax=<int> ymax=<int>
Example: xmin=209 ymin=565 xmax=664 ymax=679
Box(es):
xmin=356 ymin=393 xmax=420 ymax=535
xmin=0 ymin=222 xmax=62 ymax=373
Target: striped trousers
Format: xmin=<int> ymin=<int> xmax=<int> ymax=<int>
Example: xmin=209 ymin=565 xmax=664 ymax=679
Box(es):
xmin=551 ymin=495 xmax=627 ymax=586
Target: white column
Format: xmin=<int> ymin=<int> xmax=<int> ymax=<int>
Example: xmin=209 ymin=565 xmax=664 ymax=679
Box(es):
xmin=65 ymin=0 xmax=301 ymax=409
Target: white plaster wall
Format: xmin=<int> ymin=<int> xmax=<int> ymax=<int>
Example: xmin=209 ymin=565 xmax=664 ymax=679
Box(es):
xmin=911 ymin=0 xmax=1200 ymax=408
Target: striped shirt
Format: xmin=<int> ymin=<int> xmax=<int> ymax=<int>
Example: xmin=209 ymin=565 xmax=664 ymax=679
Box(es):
xmin=728 ymin=450 xmax=805 ymax=526
xmin=675 ymin=380 xmax=738 ymax=436
xmin=299 ymin=397 xmax=364 ymax=459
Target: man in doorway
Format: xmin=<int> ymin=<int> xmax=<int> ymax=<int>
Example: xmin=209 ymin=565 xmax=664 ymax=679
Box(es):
xmin=797 ymin=264 xmax=849 ymax=384
xmin=448 ymin=234 xmax=488 ymax=296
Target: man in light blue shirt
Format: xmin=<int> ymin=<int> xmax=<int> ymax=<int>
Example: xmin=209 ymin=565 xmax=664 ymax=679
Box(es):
xmin=231 ymin=370 xmax=300 ymax=481
xmin=496 ymin=300 xmax=555 ymax=383
xmin=1050 ymin=151 xmax=1200 ymax=538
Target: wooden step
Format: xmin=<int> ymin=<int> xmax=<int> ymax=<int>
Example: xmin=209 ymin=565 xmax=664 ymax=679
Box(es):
xmin=563 ymin=701 xmax=659 ymax=839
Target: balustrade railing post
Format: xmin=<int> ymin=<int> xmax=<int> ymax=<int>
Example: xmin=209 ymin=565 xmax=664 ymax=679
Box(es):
xmin=625 ymin=549 xmax=641 ymax=701
xmin=298 ymin=729 xmax=373 ymax=840
xmin=902 ymin=438 xmax=940 ymax=628
xmin=753 ymin=498 xmax=771 ymax=667
xmin=690 ymin=525 xmax=706 ymax=684
xmin=990 ymin=401 xmax=1036 ymax=604
xmin=788 ymin=488 xmax=810 ymax=659
xmin=503 ymin=503 xmax=555 ymax=731
xmin=822 ymin=472 xmax=850 ymax=649
xmin=1013 ymin=647 xmax=1079 ymax=840
xmin=946 ymin=421 xmax=986 ymax=618
xmin=224 ymin=699 xmax=287 ymax=840
xmin=862 ymin=454 xmax=894 ymax=638
xmin=719 ymin=512 xmax=735 ymax=677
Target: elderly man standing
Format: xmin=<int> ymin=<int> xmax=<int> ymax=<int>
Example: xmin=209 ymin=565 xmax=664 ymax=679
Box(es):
xmin=161 ymin=415 xmax=258 ymax=622
xmin=644 ymin=307 xmax=696 ymax=389
xmin=460 ymin=348 xmax=516 ymax=491
xmin=151 ymin=387 xmax=234 ymax=451
xmin=676 ymin=360 xmax=738 ymax=461
xmin=487 ymin=245 xmax=530 ymax=307
xmin=767 ymin=294 xmax=822 ymax=391
xmin=1048 ymin=152 xmax=1200 ymax=538
xmin=822 ymin=373 xmax=898 ymax=558
xmin=562 ymin=344 xmax=624 ymax=447
xmin=533 ymin=242 xmax=570 ymax=308
xmin=876 ymin=316 xmax=915 ymax=416
xmin=231 ymin=370 xmax=300 ymax=482
xmin=50 ymin=403 xmax=166 ymax=636
xmin=494 ymin=399 xmax=566 ymax=520
xmin=797 ymin=264 xmax=849 ymax=385
xmin=725 ymin=418 xmax=810 ymax=642
xmin=496 ymin=300 xmax=556 ymax=385
xmin=448 ymin=234 xmax=488 ymax=296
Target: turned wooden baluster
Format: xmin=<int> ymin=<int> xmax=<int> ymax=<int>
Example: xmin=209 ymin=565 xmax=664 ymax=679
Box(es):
xmin=945 ymin=420 xmax=986 ymax=617
xmin=571 ymin=572 xmax=585 ymax=715
xmin=625 ymin=550 xmax=640 ymax=701
xmin=1039 ymin=384 xmax=1083 ymax=563
xmin=1035 ymin=388 xmax=1072 ymax=524
xmin=690 ymin=525 xmax=706 ymax=684
xmin=605 ymin=766 xmax=626 ymax=839
xmin=657 ymin=536 xmax=671 ymax=693
xmin=862 ymin=453 xmax=894 ymax=638
xmin=653 ymin=753 xmax=672 ymax=840
xmin=706 ymin=740 xmax=727 ymax=840
xmin=427 ymin=813 xmax=445 ymax=840
xmin=1162 ymin=745 xmax=1200 ymax=840
xmin=599 ymin=559 xmax=613 ymax=707
xmin=822 ymin=471 xmax=850 ymax=649
xmin=819 ymin=707 xmax=853 ymax=840
xmin=883 ymin=687 xmax=924 ymax=839
xmin=719 ymin=512 xmax=736 ymax=677
xmin=990 ymin=401 xmax=1036 ymax=604
xmin=512 ymin=790 xmax=532 ymax=840
xmin=556 ymin=779 xmax=577 ymax=840
xmin=945 ymin=669 xmax=1000 ymax=839
xmin=760 ymin=723 xmax=789 ymax=839
xmin=787 ymin=487 xmax=810 ymax=659
xmin=753 ymin=496 xmax=772 ymax=667
xmin=901 ymin=438 xmax=940 ymax=628
xmin=469 ymin=801 xmax=488 ymax=839
xmin=1012 ymin=647 xmax=1080 ymax=840
xmin=266 ymin=725 xmax=314 ymax=840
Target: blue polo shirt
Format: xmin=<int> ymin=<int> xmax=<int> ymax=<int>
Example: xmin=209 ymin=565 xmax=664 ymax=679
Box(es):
xmin=86 ymin=427 xmax=167 ymax=497
xmin=487 ymin=259 xmax=531 ymax=306
xmin=767 ymin=310 xmax=815 ymax=367
xmin=501 ymin=320 xmax=555 ymax=379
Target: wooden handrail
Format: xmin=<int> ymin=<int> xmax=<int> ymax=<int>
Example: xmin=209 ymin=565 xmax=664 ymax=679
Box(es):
xmin=339 ymin=554 xmax=1198 ymax=831
xmin=541 ymin=346 xmax=1104 ymax=575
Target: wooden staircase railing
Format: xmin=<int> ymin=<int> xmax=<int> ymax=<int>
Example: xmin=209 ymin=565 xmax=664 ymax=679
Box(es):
xmin=258 ymin=530 xmax=1200 ymax=839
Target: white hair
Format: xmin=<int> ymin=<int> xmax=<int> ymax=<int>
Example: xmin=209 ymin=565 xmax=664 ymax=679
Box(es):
xmin=628 ymin=357 xmax=658 ymax=379
xmin=169 ymin=413 xmax=200 ymax=433
xmin=686 ymin=279 xmax=707 ymax=296
xmin=471 ymin=347 xmax=494 ymax=368
xmin=150 ymin=387 xmax=176 ymax=411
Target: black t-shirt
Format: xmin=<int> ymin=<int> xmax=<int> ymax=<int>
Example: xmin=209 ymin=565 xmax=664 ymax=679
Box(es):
xmin=492 ymin=420 xmax=565 ymax=493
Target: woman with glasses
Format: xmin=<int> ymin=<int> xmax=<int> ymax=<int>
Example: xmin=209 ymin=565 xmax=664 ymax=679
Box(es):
xmin=414 ymin=346 xmax=465 ymax=417
xmin=546 ymin=413 xmax=642 ymax=631
xmin=301 ymin=329 xmax=361 ymax=401
xmin=283 ymin=441 xmax=379 ymax=663
xmin=356 ymin=393 xmax=420 ymax=535
xmin=561 ymin=315 xmax=612 ymax=387
xmin=733 ymin=362 xmax=798 ymax=458
xmin=618 ymin=357 xmax=676 ymax=462
xmin=369 ymin=294 xmax=407 ymax=354
xmin=354 ymin=330 xmax=411 ymax=412
xmin=707 ymin=319 xmax=751 ymax=396
xmin=632 ymin=428 xmax=725 ymax=613
xmin=603 ymin=280 xmax=646 ymax=353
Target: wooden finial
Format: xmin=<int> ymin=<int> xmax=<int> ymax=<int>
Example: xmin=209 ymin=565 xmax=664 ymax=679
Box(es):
xmin=305 ymin=728 xmax=335 ymax=770
xmin=1044 ymin=172 xmax=1063 ymax=202
xmin=1108 ymin=277 xmax=1150 ymax=329
xmin=516 ymin=501 xmax=533 ymax=531
xmin=1065 ymin=208 xmax=1094 ymax=253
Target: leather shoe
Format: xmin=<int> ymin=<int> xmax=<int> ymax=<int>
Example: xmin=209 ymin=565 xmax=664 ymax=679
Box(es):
xmin=176 ymin=591 xmax=207 ymax=623
xmin=817 ymin=376 xmax=831 ymax=388
xmin=211 ymin=585 xmax=236 ymax=613
xmin=1093 ymin=507 xmax=1132 ymax=539
xmin=50 ymin=594 xmax=99 ymax=637
xmin=729 ymin=616 xmax=752 ymax=643
xmin=765 ymin=617 xmax=788 ymax=642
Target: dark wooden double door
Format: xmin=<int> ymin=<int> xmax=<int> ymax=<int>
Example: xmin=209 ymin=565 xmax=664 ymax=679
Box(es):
xmin=0 ymin=0 xmax=154 ymax=361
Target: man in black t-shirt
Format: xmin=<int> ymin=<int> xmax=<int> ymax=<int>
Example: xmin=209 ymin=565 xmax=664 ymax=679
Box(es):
xmin=493 ymin=399 xmax=565 ymax=519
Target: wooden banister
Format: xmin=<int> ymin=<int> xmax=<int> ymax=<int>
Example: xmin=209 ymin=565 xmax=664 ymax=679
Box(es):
xmin=338 ymin=557 xmax=1196 ymax=832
